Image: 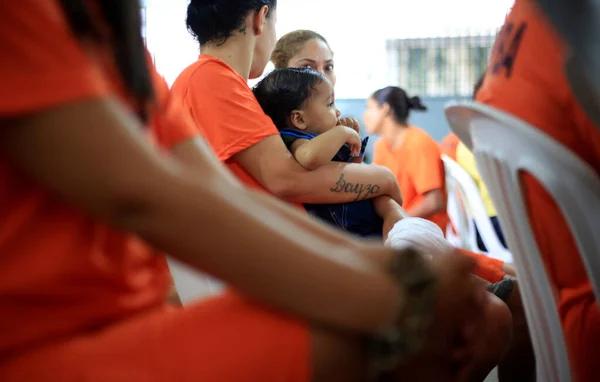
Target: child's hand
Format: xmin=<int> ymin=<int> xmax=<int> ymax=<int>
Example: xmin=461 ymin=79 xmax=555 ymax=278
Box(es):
xmin=338 ymin=117 xmax=361 ymax=135
xmin=342 ymin=126 xmax=362 ymax=157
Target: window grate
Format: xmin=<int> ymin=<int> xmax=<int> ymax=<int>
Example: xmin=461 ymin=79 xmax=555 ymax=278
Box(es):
xmin=387 ymin=33 xmax=498 ymax=97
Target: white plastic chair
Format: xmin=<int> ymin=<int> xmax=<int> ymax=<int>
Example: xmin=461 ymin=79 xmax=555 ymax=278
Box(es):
xmin=446 ymin=101 xmax=600 ymax=382
xmin=444 ymin=187 xmax=466 ymax=248
xmin=442 ymin=154 xmax=513 ymax=263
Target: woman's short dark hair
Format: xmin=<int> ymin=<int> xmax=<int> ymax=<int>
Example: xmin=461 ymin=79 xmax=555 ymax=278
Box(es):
xmin=59 ymin=0 xmax=154 ymax=121
xmin=253 ymin=67 xmax=325 ymax=128
xmin=187 ymin=0 xmax=277 ymax=45
xmin=371 ymin=86 xmax=427 ymax=124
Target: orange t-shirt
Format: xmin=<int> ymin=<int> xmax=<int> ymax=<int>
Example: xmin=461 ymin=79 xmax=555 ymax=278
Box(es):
xmin=0 ymin=0 xmax=198 ymax=357
xmin=373 ymin=126 xmax=449 ymax=232
xmin=167 ymin=55 xmax=280 ymax=193
xmin=478 ymin=1 xmax=600 ymax=380
xmin=440 ymin=132 xmax=460 ymax=161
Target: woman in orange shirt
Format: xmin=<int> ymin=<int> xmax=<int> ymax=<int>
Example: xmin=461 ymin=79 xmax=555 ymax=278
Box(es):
xmin=365 ymin=87 xmax=449 ymax=233
xmin=168 ymin=1 xmax=403 ymax=211
xmin=478 ymin=0 xmax=600 ymax=380
xmin=0 ymin=0 xmax=492 ymax=381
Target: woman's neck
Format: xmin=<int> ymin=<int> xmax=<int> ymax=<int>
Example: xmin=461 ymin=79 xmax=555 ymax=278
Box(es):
xmin=201 ymin=37 xmax=254 ymax=81
xmin=381 ymin=119 xmax=409 ymax=150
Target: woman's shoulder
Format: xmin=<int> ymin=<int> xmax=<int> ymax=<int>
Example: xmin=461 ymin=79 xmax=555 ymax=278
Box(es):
xmin=408 ymin=126 xmax=436 ymax=142
xmin=180 ymin=56 xmax=246 ymax=86
xmin=171 ymin=55 xmax=251 ymax=102
xmin=407 ymin=126 xmax=441 ymax=152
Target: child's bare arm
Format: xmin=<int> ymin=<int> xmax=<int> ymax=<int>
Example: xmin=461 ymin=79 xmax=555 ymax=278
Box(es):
xmin=290 ymin=126 xmax=361 ymax=170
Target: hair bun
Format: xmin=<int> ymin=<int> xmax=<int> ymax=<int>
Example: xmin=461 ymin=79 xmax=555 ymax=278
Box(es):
xmin=186 ymin=0 xmax=227 ymax=45
xmin=408 ymin=96 xmax=427 ymax=111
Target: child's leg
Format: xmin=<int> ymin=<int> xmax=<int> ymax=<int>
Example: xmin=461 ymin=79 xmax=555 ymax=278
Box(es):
xmin=372 ymin=196 xmax=406 ymax=240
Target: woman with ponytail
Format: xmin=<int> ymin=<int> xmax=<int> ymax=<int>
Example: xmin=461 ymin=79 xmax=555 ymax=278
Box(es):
xmin=365 ymin=87 xmax=450 ymax=233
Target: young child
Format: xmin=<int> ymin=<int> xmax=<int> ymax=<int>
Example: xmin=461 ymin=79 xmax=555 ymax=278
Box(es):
xmin=253 ymin=67 xmax=408 ymax=239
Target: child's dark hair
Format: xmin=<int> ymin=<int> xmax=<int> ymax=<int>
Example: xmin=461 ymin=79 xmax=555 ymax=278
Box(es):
xmin=253 ymin=67 xmax=326 ymax=128
xmin=187 ymin=0 xmax=277 ymax=45
xmin=59 ymin=0 xmax=154 ymax=121
xmin=371 ymin=86 xmax=427 ymax=124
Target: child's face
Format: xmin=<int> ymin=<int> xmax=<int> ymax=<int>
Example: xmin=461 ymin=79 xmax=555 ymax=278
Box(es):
xmin=293 ymin=79 xmax=341 ymax=134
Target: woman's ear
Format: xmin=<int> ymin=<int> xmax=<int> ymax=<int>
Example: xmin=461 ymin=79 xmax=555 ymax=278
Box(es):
xmin=252 ymin=5 xmax=269 ymax=35
xmin=290 ymin=110 xmax=308 ymax=130
xmin=382 ymin=103 xmax=392 ymax=117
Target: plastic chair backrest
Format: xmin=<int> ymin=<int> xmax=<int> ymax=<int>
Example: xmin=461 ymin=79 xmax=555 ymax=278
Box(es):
xmin=445 ymin=101 xmax=600 ymax=381
xmin=442 ymin=154 xmax=513 ymax=262
xmin=444 ymin=177 xmax=473 ymax=250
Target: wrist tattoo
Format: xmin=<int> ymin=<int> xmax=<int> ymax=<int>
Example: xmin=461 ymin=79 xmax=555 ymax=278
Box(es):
xmin=330 ymin=173 xmax=381 ymax=201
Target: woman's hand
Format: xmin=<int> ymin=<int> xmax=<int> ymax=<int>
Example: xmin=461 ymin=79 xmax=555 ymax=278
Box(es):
xmin=360 ymin=245 xmax=484 ymax=380
xmin=409 ymin=252 xmax=485 ymax=381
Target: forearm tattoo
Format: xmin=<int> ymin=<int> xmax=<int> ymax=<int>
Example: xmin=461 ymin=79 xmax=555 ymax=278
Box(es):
xmin=330 ymin=173 xmax=381 ymax=201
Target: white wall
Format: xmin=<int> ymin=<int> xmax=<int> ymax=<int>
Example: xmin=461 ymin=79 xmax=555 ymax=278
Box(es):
xmin=144 ymin=0 xmax=514 ymax=97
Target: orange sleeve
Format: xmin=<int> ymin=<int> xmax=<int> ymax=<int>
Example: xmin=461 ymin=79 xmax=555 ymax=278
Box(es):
xmin=151 ymin=71 xmax=200 ymax=150
xmin=184 ymin=61 xmax=279 ymax=161
xmin=0 ymin=0 xmax=109 ymax=117
xmin=409 ymin=134 xmax=445 ymax=195
xmin=459 ymin=249 xmax=506 ymax=283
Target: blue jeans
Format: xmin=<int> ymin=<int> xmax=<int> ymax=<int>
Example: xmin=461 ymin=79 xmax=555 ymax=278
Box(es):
xmin=304 ymin=200 xmax=383 ymax=238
